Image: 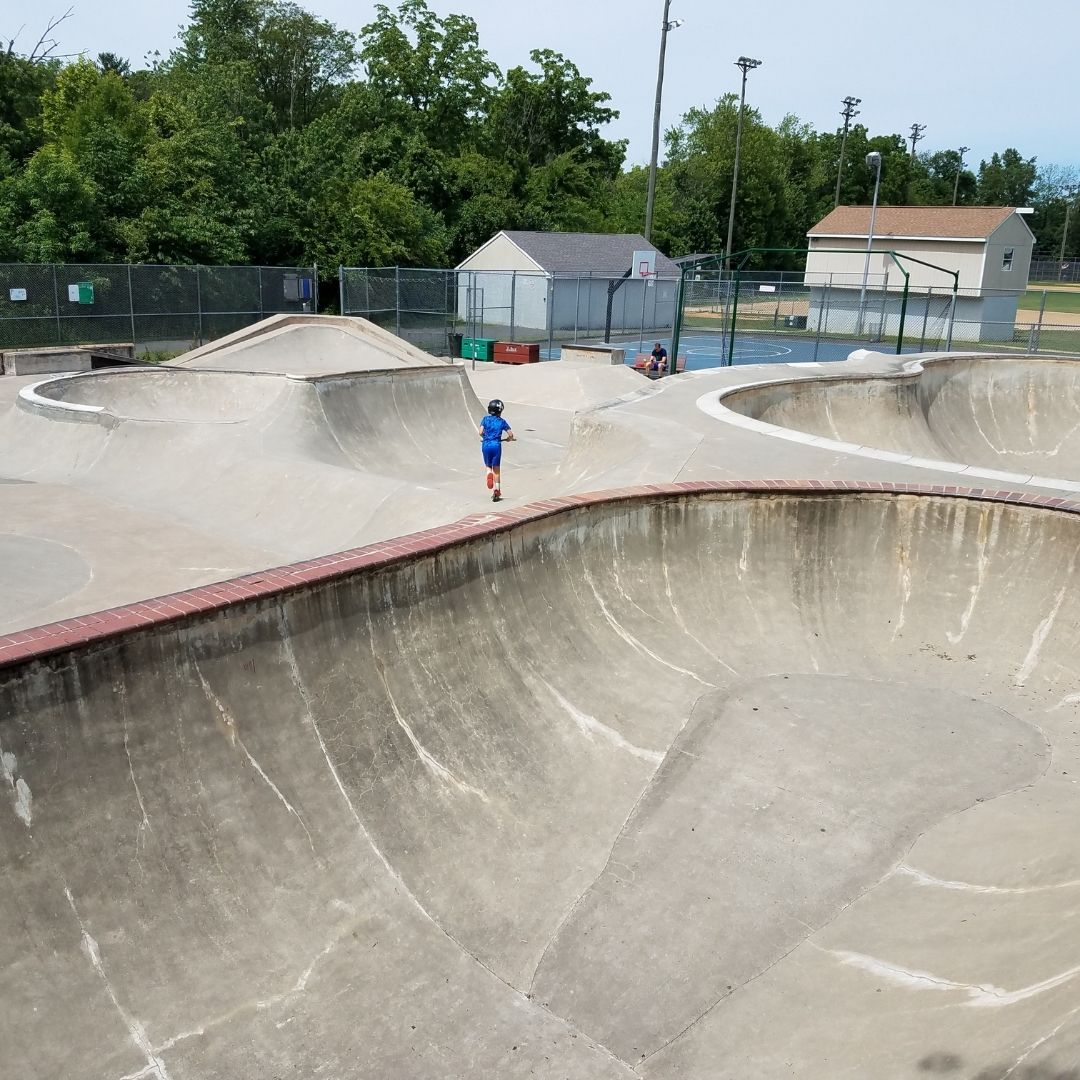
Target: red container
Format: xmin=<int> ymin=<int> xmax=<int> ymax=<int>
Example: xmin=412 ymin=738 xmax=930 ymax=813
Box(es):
xmin=493 ymin=342 xmax=540 ymax=364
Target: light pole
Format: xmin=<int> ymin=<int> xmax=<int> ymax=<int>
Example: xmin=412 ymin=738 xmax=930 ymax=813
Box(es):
xmin=644 ymin=2 xmax=683 ymax=242
xmin=858 ymin=150 xmax=883 ymax=336
xmin=725 ymin=55 xmax=761 ymax=259
xmin=952 ymin=146 xmax=970 ymax=205
xmin=834 ymin=95 xmax=861 ymax=207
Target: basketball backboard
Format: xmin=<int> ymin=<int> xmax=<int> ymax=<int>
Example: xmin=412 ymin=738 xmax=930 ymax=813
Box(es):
xmin=631 ymin=249 xmax=657 ymax=279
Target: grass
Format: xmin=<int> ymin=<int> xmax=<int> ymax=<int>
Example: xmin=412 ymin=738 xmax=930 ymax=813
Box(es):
xmin=1018 ymin=289 xmax=1080 ymax=313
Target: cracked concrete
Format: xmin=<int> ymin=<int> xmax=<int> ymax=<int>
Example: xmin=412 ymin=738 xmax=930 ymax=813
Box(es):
xmin=3 ymin=489 xmax=1080 ymax=1077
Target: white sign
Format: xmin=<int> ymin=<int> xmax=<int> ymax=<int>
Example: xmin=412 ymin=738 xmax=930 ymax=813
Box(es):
xmin=758 ymin=284 xmax=776 ymax=293
xmin=68 ymin=284 xmax=81 ymax=302
xmin=8 ymin=288 xmax=26 ymax=302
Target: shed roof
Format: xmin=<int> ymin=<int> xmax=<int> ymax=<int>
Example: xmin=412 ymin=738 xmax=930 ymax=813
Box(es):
xmin=498 ymin=231 xmax=680 ymax=275
xmin=808 ymin=206 xmax=1021 ymax=241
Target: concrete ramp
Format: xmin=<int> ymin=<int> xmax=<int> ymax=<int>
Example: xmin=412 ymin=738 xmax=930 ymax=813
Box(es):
xmin=170 ymin=314 xmax=448 ymax=375
xmin=2 ymin=484 xmax=1078 ymax=1078
xmin=719 ymin=355 xmax=1080 ymax=484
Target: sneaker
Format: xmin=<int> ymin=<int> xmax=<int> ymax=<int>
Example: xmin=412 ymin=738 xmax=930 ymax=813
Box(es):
xmin=492 ymin=491 xmax=502 ymax=502
xmin=486 ymin=471 xmax=494 ymax=490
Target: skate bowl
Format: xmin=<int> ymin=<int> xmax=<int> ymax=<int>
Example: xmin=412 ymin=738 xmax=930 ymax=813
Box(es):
xmin=2 ymin=481 xmax=1078 ymax=1079
xmin=711 ymin=354 xmax=1080 ymax=490
xmin=21 ymin=368 xmax=289 ymax=424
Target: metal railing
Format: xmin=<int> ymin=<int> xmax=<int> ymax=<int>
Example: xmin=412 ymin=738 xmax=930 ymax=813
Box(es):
xmin=0 ymin=263 xmax=318 ymax=355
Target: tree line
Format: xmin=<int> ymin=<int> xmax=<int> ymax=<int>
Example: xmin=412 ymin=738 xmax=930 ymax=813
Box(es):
xmin=1 ymin=0 xmax=1076 ymax=274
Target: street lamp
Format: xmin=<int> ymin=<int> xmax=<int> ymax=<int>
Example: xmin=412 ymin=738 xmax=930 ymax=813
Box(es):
xmin=644 ymin=2 xmax=683 ymax=242
xmin=725 ymin=55 xmax=762 ymax=259
xmin=858 ymin=150 xmax=883 ymax=337
xmin=952 ymin=146 xmax=970 ymax=205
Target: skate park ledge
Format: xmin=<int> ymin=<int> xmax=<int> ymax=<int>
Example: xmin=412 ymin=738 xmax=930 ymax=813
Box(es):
xmin=1 ymin=478 xmax=1077 ymax=670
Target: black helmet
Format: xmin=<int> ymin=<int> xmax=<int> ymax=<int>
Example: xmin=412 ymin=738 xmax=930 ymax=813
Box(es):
xmin=487 ymin=399 xmax=504 ymax=416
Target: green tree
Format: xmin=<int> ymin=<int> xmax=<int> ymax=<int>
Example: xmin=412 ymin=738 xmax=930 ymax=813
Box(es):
xmin=359 ymin=0 xmax=496 ymax=151
xmin=976 ymin=148 xmax=1037 ymax=205
xmin=175 ymin=0 xmax=356 ymax=130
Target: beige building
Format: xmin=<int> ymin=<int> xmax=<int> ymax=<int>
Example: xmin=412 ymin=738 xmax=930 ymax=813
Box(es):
xmin=805 ymin=206 xmax=1035 ymax=343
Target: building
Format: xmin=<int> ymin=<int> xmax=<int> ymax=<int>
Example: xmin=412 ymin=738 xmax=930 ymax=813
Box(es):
xmin=455 ymin=231 xmax=679 ymax=336
xmin=805 ymin=206 xmax=1035 ymax=343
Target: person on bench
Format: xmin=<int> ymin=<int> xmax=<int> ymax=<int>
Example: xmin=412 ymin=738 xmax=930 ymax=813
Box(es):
xmin=649 ymin=342 xmax=667 ymax=375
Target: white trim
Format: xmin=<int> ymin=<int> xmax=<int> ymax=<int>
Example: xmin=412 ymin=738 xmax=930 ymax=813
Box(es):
xmin=809 ymin=233 xmax=989 ymax=244
xmin=19 ymin=378 xmax=104 ymax=415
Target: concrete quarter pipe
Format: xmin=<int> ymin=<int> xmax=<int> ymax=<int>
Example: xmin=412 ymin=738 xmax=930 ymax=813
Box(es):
xmin=1 ymin=483 xmax=1078 ymax=1079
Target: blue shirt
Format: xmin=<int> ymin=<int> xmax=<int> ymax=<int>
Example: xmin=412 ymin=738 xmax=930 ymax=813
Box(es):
xmin=480 ymin=415 xmax=510 ymax=444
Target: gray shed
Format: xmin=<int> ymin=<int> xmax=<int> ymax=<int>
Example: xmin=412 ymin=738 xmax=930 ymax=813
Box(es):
xmin=455 ymin=231 xmax=679 ymax=336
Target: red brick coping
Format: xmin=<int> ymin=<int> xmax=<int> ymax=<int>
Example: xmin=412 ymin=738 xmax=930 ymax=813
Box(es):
xmin=2 ymin=480 xmax=1077 ymax=670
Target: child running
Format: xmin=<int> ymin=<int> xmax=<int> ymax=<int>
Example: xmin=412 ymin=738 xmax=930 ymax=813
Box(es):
xmin=478 ymin=398 xmax=515 ymax=502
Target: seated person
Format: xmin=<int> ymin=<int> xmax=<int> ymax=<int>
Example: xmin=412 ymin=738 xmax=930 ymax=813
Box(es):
xmin=648 ymin=342 xmax=668 ymax=374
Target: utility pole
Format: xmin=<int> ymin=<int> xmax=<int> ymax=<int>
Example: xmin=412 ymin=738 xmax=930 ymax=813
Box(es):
xmin=834 ymin=95 xmax=861 ymax=207
xmin=725 ymin=56 xmax=762 ymax=259
xmin=952 ymin=146 xmax=970 ymax=205
xmin=644 ymin=1 xmax=683 ymax=242
xmin=1060 ymin=191 xmax=1077 ymax=264
xmin=908 ymin=122 xmax=927 ymax=159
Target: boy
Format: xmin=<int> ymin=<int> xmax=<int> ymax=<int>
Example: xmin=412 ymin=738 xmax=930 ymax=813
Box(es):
xmin=478 ymin=398 xmax=514 ymax=502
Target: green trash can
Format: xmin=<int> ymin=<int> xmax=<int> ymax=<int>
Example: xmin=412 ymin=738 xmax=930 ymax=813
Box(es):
xmin=461 ymin=336 xmax=497 ymax=361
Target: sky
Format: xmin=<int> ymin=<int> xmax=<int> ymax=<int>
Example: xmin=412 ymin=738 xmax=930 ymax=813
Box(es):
xmin=18 ymin=0 xmax=1079 ymax=173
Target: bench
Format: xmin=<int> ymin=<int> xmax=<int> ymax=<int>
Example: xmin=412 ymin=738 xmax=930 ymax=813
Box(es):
xmin=633 ymin=353 xmax=686 ymax=378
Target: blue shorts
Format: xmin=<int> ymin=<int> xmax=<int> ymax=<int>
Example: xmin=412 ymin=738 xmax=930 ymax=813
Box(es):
xmin=482 ymin=441 xmax=502 ymax=468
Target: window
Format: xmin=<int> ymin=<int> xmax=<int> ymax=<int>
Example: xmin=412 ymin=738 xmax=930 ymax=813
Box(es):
xmin=1002 ymin=248 xmax=1015 ymax=271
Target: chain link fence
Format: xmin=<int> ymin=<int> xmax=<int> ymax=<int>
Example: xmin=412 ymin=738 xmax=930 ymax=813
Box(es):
xmin=340 ymin=266 xmax=680 ymax=359
xmin=0 ymin=263 xmax=318 ymax=355
xmin=1029 ymin=258 xmax=1080 ymax=284
xmin=677 ymin=269 xmax=1080 ymax=363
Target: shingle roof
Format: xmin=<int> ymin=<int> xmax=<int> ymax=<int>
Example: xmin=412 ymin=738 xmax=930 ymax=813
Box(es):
xmin=808 ymin=206 xmax=1019 ymax=240
xmin=501 ymin=231 xmax=679 ymax=275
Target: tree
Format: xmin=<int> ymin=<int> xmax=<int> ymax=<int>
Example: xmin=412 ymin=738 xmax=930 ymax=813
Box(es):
xmin=976 ymin=148 xmax=1037 ymax=206
xmin=359 ymin=0 xmax=496 ymax=151
xmin=174 ymin=0 xmax=356 ymax=130
xmin=486 ymin=49 xmax=621 ymax=175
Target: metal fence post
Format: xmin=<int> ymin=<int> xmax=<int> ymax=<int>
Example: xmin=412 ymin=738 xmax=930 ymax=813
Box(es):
xmin=546 ymin=275 xmax=555 ymax=360
xmin=395 ymin=267 xmax=401 ymax=338
xmin=257 ymin=266 xmax=264 ymax=319
xmin=1035 ymin=289 xmax=1048 ymax=354
xmin=196 ymin=266 xmax=204 ymax=346
xmin=510 ymin=271 xmax=517 ymax=341
xmin=52 ymin=264 xmax=62 ymax=343
xmin=813 ymin=282 xmax=826 ymax=361
xmin=126 ymin=264 xmax=137 ymax=349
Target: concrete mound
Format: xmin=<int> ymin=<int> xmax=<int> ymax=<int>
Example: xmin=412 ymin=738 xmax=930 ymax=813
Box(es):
xmin=170 ymin=313 xmax=448 ymax=375
xmin=720 ymin=354 xmax=1080 ymax=484
xmin=2 ymin=487 xmax=1077 ymax=1079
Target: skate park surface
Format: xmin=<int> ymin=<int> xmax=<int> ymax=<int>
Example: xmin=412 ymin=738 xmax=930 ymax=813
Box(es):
xmin=3 ymin=315 xmax=1080 ymax=1078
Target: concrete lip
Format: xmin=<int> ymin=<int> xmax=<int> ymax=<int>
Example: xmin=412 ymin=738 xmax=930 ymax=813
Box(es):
xmin=2 ymin=482 xmax=1078 ymax=1079
xmin=703 ymin=353 xmax=1080 ymax=493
